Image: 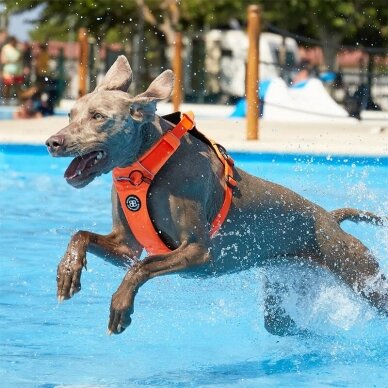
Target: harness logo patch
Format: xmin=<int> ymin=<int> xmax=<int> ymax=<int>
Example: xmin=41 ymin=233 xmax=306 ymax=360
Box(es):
xmin=125 ymin=195 xmax=141 ymax=212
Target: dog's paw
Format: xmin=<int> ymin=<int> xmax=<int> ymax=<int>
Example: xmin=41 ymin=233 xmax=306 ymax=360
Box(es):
xmin=56 ymin=257 xmax=86 ymax=301
xmin=108 ymin=290 xmax=134 ymax=334
xmin=107 ymin=318 xmax=132 ymax=335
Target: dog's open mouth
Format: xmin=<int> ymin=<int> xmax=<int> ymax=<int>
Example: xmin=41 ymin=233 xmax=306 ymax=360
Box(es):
xmin=64 ymin=150 xmax=107 ymax=186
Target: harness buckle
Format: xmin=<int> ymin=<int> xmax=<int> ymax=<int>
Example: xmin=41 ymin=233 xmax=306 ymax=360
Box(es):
xmin=114 ymin=170 xmax=152 ymax=186
xmin=216 ymin=144 xmax=234 ymax=166
xmin=226 ymin=175 xmax=237 ymax=188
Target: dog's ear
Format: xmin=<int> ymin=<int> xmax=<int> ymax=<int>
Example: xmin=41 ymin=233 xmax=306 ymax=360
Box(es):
xmin=129 ymin=70 xmax=174 ymax=122
xmin=95 ymin=55 xmax=133 ymax=92
xmin=129 ymin=101 xmax=157 ymax=122
xmin=135 ymin=70 xmax=175 ymax=103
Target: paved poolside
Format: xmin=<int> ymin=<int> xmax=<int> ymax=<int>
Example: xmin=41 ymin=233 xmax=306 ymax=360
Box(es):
xmin=0 ymin=102 xmax=387 ymax=156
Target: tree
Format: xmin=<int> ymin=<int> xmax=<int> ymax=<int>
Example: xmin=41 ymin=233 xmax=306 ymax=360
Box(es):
xmin=261 ymin=0 xmax=388 ymax=70
xmin=1 ymin=0 xmax=139 ymax=42
xmin=3 ymin=0 xmax=387 ymax=70
xmin=1 ymin=0 xmax=253 ymax=43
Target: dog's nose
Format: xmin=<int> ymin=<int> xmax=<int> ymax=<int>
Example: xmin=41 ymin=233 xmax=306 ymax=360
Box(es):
xmin=45 ymin=135 xmax=65 ymax=153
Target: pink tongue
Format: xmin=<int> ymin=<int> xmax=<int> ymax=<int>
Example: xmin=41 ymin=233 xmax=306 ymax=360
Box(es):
xmin=64 ymin=152 xmax=98 ymax=179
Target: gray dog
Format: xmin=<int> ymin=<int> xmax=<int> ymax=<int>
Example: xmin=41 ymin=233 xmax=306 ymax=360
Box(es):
xmin=46 ymin=56 xmax=387 ymax=336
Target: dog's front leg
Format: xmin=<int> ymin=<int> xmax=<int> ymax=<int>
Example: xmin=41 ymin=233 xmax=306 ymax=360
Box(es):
xmin=108 ymin=241 xmax=211 ymax=334
xmin=57 ymin=228 xmax=142 ymax=301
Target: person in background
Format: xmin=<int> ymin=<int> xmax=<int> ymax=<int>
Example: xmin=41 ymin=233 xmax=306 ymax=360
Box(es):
xmin=292 ymin=59 xmax=312 ymax=86
xmin=0 ymin=29 xmax=8 ymax=94
xmin=22 ymin=42 xmax=33 ymax=87
xmin=1 ymin=36 xmax=24 ymax=101
xmin=0 ymin=29 xmax=7 ymax=52
xmin=35 ymin=43 xmax=50 ymax=89
xmin=13 ymin=86 xmax=43 ymax=119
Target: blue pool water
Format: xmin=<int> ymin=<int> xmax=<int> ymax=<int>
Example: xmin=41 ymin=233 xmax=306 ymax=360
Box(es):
xmin=0 ymin=146 xmax=387 ymax=387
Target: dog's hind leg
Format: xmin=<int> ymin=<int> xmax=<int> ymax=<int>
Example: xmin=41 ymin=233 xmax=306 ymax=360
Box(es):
xmin=263 ymin=274 xmax=303 ymax=336
xmin=263 ymin=256 xmax=316 ymax=336
xmin=315 ymin=221 xmax=387 ymax=315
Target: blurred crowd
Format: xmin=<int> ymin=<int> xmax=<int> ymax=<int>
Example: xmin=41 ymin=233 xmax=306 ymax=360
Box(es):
xmin=0 ymin=29 xmax=55 ymax=119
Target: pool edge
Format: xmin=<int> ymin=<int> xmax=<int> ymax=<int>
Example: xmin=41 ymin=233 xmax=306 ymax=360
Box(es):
xmin=1 ymin=143 xmax=387 ymax=166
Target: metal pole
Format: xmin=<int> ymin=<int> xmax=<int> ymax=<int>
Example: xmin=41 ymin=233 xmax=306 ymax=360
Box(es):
xmin=246 ymin=5 xmax=261 ymax=140
xmin=172 ymin=31 xmax=183 ymax=112
xmin=78 ymin=27 xmax=88 ymax=97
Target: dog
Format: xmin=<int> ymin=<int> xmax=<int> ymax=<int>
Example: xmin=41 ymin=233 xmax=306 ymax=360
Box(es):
xmin=46 ymin=56 xmax=387 ymax=336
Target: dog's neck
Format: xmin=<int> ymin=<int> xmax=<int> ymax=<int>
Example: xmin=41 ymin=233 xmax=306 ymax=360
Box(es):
xmin=137 ymin=114 xmax=175 ymax=157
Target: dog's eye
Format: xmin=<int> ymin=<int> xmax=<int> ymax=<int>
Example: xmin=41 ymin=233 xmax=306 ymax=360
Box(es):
xmin=92 ymin=112 xmax=104 ymax=120
xmin=68 ymin=113 xmax=72 ymax=123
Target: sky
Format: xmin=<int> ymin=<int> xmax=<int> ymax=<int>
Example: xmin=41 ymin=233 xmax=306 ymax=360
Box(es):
xmin=2 ymin=5 xmax=42 ymax=42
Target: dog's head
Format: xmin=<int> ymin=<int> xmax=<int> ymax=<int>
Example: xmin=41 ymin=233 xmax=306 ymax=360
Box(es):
xmin=46 ymin=56 xmax=174 ymax=188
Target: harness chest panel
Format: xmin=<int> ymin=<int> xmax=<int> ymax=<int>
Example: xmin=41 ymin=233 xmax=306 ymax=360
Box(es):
xmin=112 ymin=112 xmax=236 ymax=255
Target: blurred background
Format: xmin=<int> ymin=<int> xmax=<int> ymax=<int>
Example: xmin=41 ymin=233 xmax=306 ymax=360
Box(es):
xmin=0 ymin=0 xmax=387 ymax=119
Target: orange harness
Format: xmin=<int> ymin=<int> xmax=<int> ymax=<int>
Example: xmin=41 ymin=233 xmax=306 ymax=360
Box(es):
xmin=112 ymin=112 xmax=236 ymax=255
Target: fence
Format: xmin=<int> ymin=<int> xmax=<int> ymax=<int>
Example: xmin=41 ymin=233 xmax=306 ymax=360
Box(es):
xmin=38 ymin=22 xmax=387 ymax=120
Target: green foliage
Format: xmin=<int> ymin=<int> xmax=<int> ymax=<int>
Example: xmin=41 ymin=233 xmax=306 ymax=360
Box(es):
xmin=261 ymin=0 xmax=387 ymax=47
xmin=1 ymin=0 xmax=139 ymax=41
xmin=1 ymin=0 xmax=387 ymax=48
xmin=180 ymin=0 xmax=251 ymax=29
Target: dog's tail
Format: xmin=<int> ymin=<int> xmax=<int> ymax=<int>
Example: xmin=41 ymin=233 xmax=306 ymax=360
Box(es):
xmin=331 ymin=208 xmax=386 ymax=226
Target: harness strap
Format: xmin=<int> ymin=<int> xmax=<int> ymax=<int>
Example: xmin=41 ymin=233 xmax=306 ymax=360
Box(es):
xmin=139 ymin=111 xmax=195 ymax=176
xmin=112 ymin=112 xmax=236 ymax=255
xmin=113 ymin=112 xmax=195 ymax=255
xmin=208 ymin=141 xmax=237 ymax=237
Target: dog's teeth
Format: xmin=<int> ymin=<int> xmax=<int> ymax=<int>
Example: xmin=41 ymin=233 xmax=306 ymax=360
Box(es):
xmin=96 ymin=152 xmax=103 ymax=160
xmin=94 ymin=159 xmax=98 ymax=165
xmin=77 ymin=170 xmax=82 ymax=176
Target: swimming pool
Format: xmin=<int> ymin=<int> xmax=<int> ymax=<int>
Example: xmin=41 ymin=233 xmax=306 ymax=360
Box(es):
xmin=1 ymin=145 xmax=387 ymax=387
